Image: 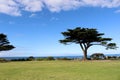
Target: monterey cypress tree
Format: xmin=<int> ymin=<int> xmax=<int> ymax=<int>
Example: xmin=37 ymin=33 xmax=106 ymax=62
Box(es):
xmin=59 ymin=27 xmax=117 ymax=60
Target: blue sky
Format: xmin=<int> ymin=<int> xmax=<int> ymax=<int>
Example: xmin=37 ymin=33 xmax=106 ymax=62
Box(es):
xmin=0 ymin=0 xmax=120 ymax=57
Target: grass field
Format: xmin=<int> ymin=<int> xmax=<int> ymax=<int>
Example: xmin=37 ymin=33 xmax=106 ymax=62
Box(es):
xmin=0 ymin=60 xmax=120 ymax=80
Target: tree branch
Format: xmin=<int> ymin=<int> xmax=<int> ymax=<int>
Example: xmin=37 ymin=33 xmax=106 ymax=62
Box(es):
xmin=79 ymin=43 xmax=85 ymax=51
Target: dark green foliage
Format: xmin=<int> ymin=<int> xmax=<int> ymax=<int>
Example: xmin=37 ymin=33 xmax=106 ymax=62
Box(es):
xmin=90 ymin=53 xmax=106 ymax=60
xmin=0 ymin=58 xmax=8 ymax=62
xmin=106 ymin=56 xmax=118 ymax=60
xmin=45 ymin=56 xmax=55 ymax=60
xmin=60 ymin=27 xmax=111 ymax=44
xmin=59 ymin=27 xmax=117 ymax=60
xmin=36 ymin=58 xmax=45 ymax=61
xmin=0 ymin=33 xmax=15 ymax=51
xmin=11 ymin=56 xmax=35 ymax=61
xmin=11 ymin=58 xmax=26 ymax=61
xmin=27 ymin=56 xmax=35 ymax=61
xmin=106 ymin=43 xmax=118 ymax=50
xmin=36 ymin=56 xmax=55 ymax=61
xmin=56 ymin=57 xmax=72 ymax=60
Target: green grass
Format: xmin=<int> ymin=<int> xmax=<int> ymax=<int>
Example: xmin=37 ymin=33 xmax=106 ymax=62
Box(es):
xmin=0 ymin=60 xmax=120 ymax=80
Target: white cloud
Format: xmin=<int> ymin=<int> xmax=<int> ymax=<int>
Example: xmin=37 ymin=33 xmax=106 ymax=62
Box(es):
xmin=0 ymin=0 xmax=21 ymax=16
xmin=43 ymin=0 xmax=120 ymax=12
xmin=29 ymin=13 xmax=36 ymax=17
xmin=16 ymin=0 xmax=44 ymax=12
xmin=0 ymin=0 xmax=120 ymax=16
xmin=81 ymin=0 xmax=120 ymax=8
xmin=50 ymin=17 xmax=59 ymax=21
xmin=43 ymin=0 xmax=82 ymax=12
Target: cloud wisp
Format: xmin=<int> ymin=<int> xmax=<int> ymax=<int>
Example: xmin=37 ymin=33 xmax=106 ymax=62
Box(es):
xmin=115 ymin=10 xmax=120 ymax=13
xmin=0 ymin=0 xmax=120 ymax=16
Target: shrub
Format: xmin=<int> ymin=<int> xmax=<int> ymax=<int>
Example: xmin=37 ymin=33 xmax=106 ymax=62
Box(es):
xmin=36 ymin=56 xmax=55 ymax=61
xmin=45 ymin=56 xmax=55 ymax=60
xmin=90 ymin=53 xmax=105 ymax=60
xmin=106 ymin=56 xmax=118 ymax=60
xmin=27 ymin=56 xmax=35 ymax=61
xmin=36 ymin=57 xmax=46 ymax=61
xmin=11 ymin=58 xmax=26 ymax=61
xmin=0 ymin=58 xmax=8 ymax=62
xmin=56 ymin=57 xmax=72 ymax=60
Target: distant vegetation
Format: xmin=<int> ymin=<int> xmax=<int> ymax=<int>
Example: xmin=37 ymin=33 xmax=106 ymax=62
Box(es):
xmin=1 ymin=55 xmax=120 ymax=62
xmin=5 ymin=56 xmax=72 ymax=62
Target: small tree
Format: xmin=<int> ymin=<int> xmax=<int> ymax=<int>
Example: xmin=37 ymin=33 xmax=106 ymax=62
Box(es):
xmin=0 ymin=33 xmax=15 ymax=52
xmin=59 ymin=27 xmax=117 ymax=60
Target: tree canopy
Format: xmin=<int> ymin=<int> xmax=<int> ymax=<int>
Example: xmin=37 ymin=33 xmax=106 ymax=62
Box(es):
xmin=0 ymin=33 xmax=15 ymax=52
xmin=59 ymin=27 xmax=117 ymax=60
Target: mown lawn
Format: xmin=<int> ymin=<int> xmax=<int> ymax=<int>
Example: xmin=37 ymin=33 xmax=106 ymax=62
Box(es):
xmin=0 ymin=60 xmax=120 ymax=80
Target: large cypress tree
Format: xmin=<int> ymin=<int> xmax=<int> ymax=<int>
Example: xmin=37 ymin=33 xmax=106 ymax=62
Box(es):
xmin=59 ymin=27 xmax=117 ymax=60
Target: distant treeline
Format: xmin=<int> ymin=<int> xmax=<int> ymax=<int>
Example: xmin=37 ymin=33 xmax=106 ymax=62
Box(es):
xmin=0 ymin=54 xmax=120 ymax=62
xmin=0 ymin=56 xmax=73 ymax=62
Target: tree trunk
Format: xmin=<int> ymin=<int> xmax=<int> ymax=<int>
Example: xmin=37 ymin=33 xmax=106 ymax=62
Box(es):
xmin=79 ymin=43 xmax=88 ymax=60
xmin=83 ymin=49 xmax=88 ymax=60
